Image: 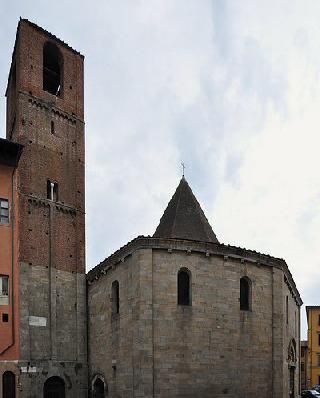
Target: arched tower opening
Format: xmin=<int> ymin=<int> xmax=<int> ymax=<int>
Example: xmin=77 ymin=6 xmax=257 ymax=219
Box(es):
xmin=43 ymin=42 xmax=63 ymax=96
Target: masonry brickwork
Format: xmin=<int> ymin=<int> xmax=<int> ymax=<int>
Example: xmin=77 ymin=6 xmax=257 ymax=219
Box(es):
xmin=0 ymin=19 xmax=87 ymax=397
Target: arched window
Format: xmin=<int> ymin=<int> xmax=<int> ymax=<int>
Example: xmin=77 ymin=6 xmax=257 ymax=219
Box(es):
xmin=240 ymin=277 xmax=251 ymax=311
xmin=3 ymin=371 xmax=15 ymax=398
xmin=93 ymin=376 xmax=107 ymax=398
xmin=112 ymin=280 xmax=119 ymax=314
xmin=178 ymin=268 xmax=191 ymax=306
xmin=43 ymin=376 xmax=65 ymax=398
xmin=43 ymin=42 xmax=63 ymax=96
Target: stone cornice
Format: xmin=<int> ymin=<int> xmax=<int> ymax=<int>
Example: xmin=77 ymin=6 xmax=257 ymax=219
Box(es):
xmin=87 ymin=236 xmax=302 ymax=306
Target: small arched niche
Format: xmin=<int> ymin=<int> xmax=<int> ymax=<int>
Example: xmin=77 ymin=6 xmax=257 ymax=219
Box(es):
xmin=92 ymin=375 xmax=107 ymax=398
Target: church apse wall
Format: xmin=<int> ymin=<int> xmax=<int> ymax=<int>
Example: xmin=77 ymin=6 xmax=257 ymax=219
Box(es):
xmin=88 ymin=233 xmax=301 ymax=398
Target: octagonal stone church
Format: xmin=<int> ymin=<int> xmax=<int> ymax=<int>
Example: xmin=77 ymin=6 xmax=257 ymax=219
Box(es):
xmin=87 ymin=176 xmax=302 ymax=398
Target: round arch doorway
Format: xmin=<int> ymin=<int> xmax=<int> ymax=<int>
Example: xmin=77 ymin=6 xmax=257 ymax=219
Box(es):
xmin=43 ymin=376 xmax=65 ymax=398
xmin=3 ymin=371 xmax=16 ymax=398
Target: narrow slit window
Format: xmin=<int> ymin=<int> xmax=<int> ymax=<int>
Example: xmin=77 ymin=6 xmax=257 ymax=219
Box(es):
xmin=0 ymin=199 xmax=9 ymax=224
xmin=240 ymin=277 xmax=251 ymax=311
xmin=47 ymin=180 xmax=59 ymax=201
xmin=112 ymin=280 xmax=120 ymax=314
xmin=51 ymin=120 xmax=55 ymax=134
xmin=178 ymin=268 xmax=191 ymax=306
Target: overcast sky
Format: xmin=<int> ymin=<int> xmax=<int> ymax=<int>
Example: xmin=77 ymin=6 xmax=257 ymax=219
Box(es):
xmin=1 ymin=1 xmax=320 ymax=338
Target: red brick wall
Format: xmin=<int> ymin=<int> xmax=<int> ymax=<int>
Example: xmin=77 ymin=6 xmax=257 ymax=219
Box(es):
xmin=8 ymin=21 xmax=84 ymax=120
xmin=7 ymin=20 xmax=85 ymax=274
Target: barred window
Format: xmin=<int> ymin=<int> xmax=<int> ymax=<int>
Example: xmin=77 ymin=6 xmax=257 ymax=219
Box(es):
xmin=0 ymin=199 xmax=9 ymax=224
xmin=0 ymin=276 xmax=9 ymax=296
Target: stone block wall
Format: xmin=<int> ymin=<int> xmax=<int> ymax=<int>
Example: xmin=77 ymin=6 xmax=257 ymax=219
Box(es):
xmin=88 ymin=238 xmax=302 ymax=398
xmin=151 ymin=249 xmax=273 ymax=397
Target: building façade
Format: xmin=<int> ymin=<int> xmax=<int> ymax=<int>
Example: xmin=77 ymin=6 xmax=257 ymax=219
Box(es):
xmin=87 ymin=176 xmax=302 ymax=398
xmin=0 ymin=19 xmax=87 ymax=398
xmin=0 ymin=19 xmax=302 ymax=398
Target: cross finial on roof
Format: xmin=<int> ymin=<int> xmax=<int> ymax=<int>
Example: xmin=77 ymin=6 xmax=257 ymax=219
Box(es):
xmin=181 ymin=162 xmax=185 ymax=177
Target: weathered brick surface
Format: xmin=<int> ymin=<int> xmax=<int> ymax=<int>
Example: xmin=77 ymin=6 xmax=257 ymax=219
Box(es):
xmin=6 ymin=20 xmax=84 ymax=129
xmin=0 ymin=19 xmax=87 ymax=397
xmin=88 ymin=239 xmax=301 ymax=398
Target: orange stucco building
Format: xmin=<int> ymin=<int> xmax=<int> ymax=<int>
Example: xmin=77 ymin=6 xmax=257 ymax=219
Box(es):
xmin=306 ymin=306 xmax=320 ymax=388
xmin=0 ymin=138 xmax=22 ymax=364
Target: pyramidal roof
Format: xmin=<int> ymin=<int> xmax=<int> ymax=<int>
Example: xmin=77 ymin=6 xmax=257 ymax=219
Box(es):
xmin=153 ymin=177 xmax=219 ymax=243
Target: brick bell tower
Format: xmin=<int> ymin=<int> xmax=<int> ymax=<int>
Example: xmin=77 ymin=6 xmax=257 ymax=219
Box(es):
xmin=4 ymin=19 xmax=87 ymax=397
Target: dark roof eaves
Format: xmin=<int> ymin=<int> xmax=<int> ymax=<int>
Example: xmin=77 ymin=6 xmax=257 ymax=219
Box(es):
xmin=306 ymin=306 xmax=320 ymax=321
xmin=0 ymin=138 xmax=24 ymax=167
xmin=306 ymin=305 xmax=320 ymax=310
